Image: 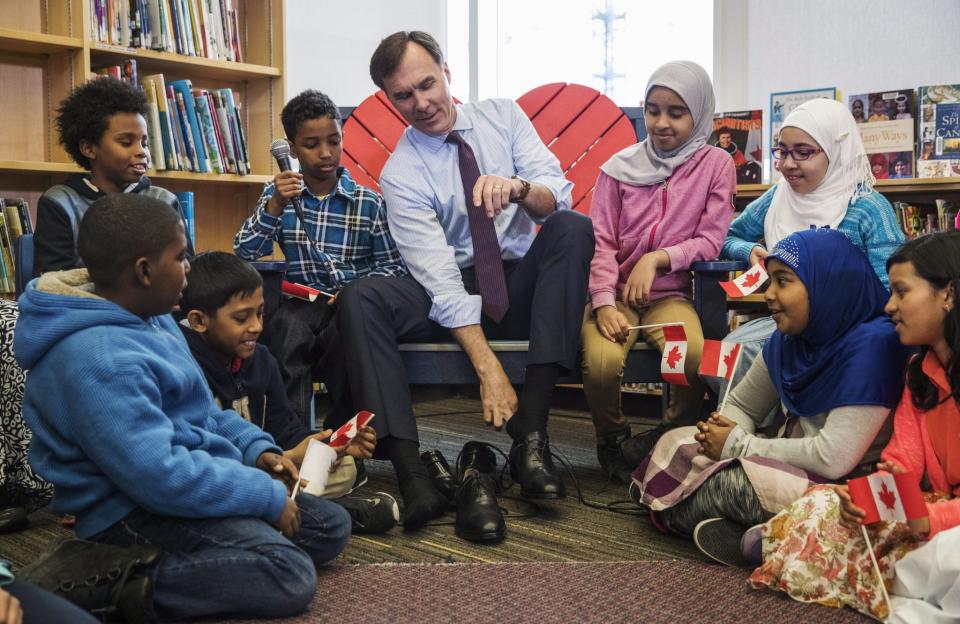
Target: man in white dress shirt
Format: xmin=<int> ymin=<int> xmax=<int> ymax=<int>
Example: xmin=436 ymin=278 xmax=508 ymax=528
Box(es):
xmin=321 ymin=31 xmax=594 ymax=538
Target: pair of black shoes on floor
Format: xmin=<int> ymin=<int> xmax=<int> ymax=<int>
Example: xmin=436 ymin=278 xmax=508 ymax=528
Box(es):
xmin=420 ymin=432 xmax=565 ymax=542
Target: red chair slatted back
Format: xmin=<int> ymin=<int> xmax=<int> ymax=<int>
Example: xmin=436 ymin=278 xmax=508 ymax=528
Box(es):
xmin=342 ymin=85 xmax=637 ymax=217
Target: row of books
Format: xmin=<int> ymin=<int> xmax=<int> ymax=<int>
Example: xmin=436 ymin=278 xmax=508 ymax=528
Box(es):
xmin=712 ymin=82 xmax=960 ymax=184
xmin=90 ymin=0 xmax=243 ymax=63
xmin=893 ymin=200 xmax=957 ymax=241
xmin=96 ymin=64 xmax=252 ymax=175
xmin=0 ymin=199 xmax=33 ymax=295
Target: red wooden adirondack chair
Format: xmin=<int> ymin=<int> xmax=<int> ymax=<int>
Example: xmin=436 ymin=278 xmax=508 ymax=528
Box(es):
xmin=341 ymin=83 xmax=637 ymax=214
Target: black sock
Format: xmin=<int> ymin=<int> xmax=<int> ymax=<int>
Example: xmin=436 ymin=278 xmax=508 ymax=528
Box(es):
xmin=507 ymin=363 xmax=561 ymax=440
xmin=380 ymin=437 xmax=445 ymax=529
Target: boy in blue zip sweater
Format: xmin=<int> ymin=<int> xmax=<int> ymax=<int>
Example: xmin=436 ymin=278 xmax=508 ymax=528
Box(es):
xmin=14 ymin=193 xmax=349 ymax=622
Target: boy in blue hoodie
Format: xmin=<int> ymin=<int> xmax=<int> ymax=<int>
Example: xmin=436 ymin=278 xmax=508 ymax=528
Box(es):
xmin=14 ymin=194 xmax=350 ymax=622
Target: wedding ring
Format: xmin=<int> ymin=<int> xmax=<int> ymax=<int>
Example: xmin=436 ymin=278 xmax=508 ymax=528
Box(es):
xmin=494 ymin=184 xmax=503 ymax=190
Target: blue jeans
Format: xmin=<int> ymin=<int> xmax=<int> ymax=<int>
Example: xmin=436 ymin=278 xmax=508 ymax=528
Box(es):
xmin=92 ymin=493 xmax=350 ymax=621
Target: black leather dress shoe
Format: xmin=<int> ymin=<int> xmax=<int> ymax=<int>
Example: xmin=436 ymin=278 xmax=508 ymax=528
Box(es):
xmin=454 ymin=442 xmax=505 ymax=542
xmin=597 ymin=426 xmax=634 ymax=484
xmin=0 ymin=506 xmax=29 ymax=534
xmin=420 ymin=450 xmax=459 ymax=503
xmin=509 ymin=431 xmax=565 ymax=499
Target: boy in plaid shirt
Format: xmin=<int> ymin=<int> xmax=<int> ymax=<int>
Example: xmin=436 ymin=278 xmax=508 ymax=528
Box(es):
xmin=235 ymin=90 xmax=406 ymax=422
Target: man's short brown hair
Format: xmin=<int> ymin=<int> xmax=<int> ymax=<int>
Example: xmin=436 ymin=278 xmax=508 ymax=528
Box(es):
xmin=369 ymin=31 xmax=444 ymax=90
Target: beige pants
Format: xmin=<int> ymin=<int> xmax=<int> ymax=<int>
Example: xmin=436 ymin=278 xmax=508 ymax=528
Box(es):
xmin=581 ymin=297 xmax=705 ymax=437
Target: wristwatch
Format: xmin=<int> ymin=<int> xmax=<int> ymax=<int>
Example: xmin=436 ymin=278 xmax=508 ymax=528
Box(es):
xmin=510 ymin=175 xmax=531 ymax=203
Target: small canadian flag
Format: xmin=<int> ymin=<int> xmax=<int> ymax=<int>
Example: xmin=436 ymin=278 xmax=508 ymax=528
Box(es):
xmin=660 ymin=324 xmax=689 ymax=386
xmin=720 ymin=263 xmax=769 ymax=298
xmin=699 ymin=339 xmax=742 ymax=380
xmin=848 ymin=471 xmax=928 ymax=524
xmin=282 ymin=281 xmax=335 ymax=302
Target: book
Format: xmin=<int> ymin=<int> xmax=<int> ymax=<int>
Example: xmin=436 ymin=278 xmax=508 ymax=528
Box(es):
xmin=174 ymin=191 xmax=195 ymax=246
xmin=918 ymin=84 xmax=960 ymax=178
xmin=769 ymin=87 xmax=837 ymax=183
xmin=0 ymin=212 xmax=15 ymax=293
xmin=170 ymin=79 xmax=209 ymax=172
xmin=174 ymin=90 xmax=199 ymax=172
xmin=143 ymin=80 xmax=166 ymax=170
xmin=211 ymin=91 xmax=237 ymax=173
xmin=849 ymin=90 xmax=915 ymax=180
xmin=2 ymin=199 xmax=32 ymax=235
xmin=2 ymin=201 xmax=24 ymax=241
xmin=709 ymin=110 xmax=763 ymax=184
xmin=143 ymin=73 xmax=179 ymax=170
xmin=193 ymin=89 xmax=224 ymax=173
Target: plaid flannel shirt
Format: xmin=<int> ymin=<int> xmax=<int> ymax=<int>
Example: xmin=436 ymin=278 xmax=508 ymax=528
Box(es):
xmin=234 ymin=167 xmax=407 ymax=291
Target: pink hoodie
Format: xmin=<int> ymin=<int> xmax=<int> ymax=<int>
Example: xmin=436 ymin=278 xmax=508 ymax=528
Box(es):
xmin=589 ymin=144 xmax=736 ymax=310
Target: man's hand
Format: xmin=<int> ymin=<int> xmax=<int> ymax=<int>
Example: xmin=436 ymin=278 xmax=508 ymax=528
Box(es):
xmin=479 ymin=367 xmax=518 ymax=430
xmin=274 ymin=497 xmax=301 ymax=538
xmin=748 ymin=246 xmax=769 ymax=269
xmin=595 ymin=305 xmax=631 ymax=343
xmin=472 ymin=174 xmax=522 ymax=218
xmin=257 ymin=451 xmax=300 ymax=493
xmin=623 ymin=251 xmax=669 ymax=308
xmin=266 ymin=171 xmax=304 ymax=216
xmin=695 ymin=412 xmax=736 ymax=460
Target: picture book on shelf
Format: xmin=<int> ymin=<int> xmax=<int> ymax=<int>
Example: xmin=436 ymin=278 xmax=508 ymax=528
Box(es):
xmin=769 ymin=87 xmax=837 ymax=183
xmin=709 ymin=110 xmax=763 ymax=184
xmin=849 ymin=89 xmax=915 ymax=180
xmin=918 ymin=84 xmax=960 ymax=178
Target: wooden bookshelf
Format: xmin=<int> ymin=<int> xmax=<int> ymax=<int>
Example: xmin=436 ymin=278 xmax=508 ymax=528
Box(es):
xmin=0 ymin=0 xmax=286 ymax=255
xmin=736 ymin=177 xmax=960 ymax=203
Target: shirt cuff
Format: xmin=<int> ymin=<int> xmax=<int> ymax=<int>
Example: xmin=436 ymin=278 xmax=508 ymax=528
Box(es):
xmin=725 ymin=240 xmax=756 ymax=263
xmin=533 ymin=176 xmax=574 ymax=215
xmin=591 ymin=290 xmax=617 ymax=311
xmin=428 ymin=293 xmax=483 ymax=328
xmin=720 ymin=425 xmax=748 ymax=459
xmin=243 ymin=438 xmax=284 ymax=468
xmin=253 ymin=210 xmax=282 ymax=235
xmin=662 ymin=244 xmax=688 ymax=272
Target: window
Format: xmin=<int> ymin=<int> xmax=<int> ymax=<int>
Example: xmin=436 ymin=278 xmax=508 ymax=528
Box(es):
xmin=447 ymin=0 xmax=714 ymax=106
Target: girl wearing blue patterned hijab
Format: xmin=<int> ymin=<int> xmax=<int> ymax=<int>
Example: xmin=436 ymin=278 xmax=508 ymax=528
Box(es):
xmin=763 ymin=228 xmax=908 ymax=417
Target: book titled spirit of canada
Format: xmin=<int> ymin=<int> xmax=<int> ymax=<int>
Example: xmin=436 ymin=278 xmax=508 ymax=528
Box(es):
xmin=709 ymin=110 xmax=763 ymax=184
xmin=918 ymin=84 xmax=960 ymax=178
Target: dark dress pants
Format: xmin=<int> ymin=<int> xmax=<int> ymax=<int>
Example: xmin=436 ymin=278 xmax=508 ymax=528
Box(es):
xmin=322 ymin=210 xmax=594 ymax=445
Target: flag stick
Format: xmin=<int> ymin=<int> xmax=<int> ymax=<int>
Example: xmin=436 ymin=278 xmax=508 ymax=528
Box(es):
xmin=716 ymin=346 xmax=743 ymax=415
xmin=627 ymin=321 xmax=685 ymax=331
xmin=860 ymin=524 xmax=893 ymax=618
xmin=290 ymin=480 xmax=301 ymax=500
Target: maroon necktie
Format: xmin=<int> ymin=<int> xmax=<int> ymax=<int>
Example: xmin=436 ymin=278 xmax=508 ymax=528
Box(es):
xmin=446 ymin=131 xmax=509 ymax=322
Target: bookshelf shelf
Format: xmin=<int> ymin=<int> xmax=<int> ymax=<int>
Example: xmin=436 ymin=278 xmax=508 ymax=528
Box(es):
xmin=0 ymin=161 xmax=78 ymax=175
xmin=90 ymin=44 xmax=281 ymax=81
xmin=149 ymin=170 xmax=271 ymax=185
xmin=736 ymin=177 xmax=960 ymax=201
xmin=0 ymin=28 xmax=83 ymax=54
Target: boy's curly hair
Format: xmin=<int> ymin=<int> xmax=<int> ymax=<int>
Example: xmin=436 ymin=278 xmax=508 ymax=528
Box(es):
xmin=281 ymin=90 xmax=341 ymax=141
xmin=56 ymin=77 xmax=148 ymax=169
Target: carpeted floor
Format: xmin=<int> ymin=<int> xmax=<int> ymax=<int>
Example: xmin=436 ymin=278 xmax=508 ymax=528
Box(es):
xmin=0 ymin=392 xmax=870 ymax=622
xmin=215 ymin=560 xmax=871 ymax=624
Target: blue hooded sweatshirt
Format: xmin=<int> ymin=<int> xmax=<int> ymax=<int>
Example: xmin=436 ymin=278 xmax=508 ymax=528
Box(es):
xmin=14 ymin=269 xmax=289 ymax=539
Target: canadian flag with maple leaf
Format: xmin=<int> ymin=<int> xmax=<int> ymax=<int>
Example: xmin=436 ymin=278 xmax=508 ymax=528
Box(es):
xmin=719 ymin=263 xmax=769 ymax=298
xmin=660 ymin=324 xmax=689 ymax=386
xmin=847 ymin=470 xmax=927 ymax=524
xmin=699 ymin=339 xmax=742 ymax=380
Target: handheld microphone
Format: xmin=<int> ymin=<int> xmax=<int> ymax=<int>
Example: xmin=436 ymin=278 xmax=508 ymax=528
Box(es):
xmin=269 ymin=138 xmax=305 ymax=222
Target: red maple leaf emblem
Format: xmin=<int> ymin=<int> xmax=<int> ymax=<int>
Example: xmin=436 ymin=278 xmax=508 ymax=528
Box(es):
xmin=741 ymin=270 xmax=761 ymax=288
xmin=878 ymin=482 xmax=898 ymax=510
xmin=723 ymin=348 xmax=737 ymax=372
xmin=666 ymin=345 xmax=683 ymax=369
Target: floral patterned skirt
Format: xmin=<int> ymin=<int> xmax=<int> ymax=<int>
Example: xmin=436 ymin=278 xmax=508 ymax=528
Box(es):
xmin=747 ymin=485 xmax=927 ymax=621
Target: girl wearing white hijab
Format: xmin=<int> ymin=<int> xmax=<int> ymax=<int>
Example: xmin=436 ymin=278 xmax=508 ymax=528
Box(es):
xmin=723 ymin=97 xmax=904 ymax=288
xmin=709 ymin=98 xmax=906 ymax=411
xmin=583 ymin=61 xmax=736 ymax=482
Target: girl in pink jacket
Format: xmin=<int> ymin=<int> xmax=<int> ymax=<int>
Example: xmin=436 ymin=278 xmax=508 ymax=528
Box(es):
xmin=581 ymin=61 xmax=736 ymax=483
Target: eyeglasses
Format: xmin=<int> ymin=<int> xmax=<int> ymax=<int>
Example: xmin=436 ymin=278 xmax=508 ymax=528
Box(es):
xmin=771 ymin=146 xmax=823 ymax=162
